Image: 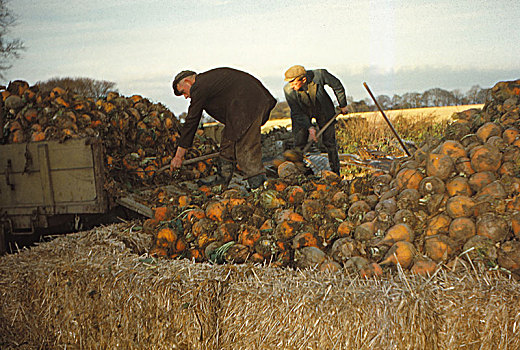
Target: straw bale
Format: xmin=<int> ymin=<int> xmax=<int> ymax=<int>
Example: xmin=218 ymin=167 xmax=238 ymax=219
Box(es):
xmin=1 ymin=223 xmax=520 ymax=349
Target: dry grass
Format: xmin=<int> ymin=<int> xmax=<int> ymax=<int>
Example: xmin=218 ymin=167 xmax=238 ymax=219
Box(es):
xmin=347 ymin=104 xmax=485 ymax=123
xmin=336 ymin=111 xmax=449 ymax=156
xmin=1 ymin=222 xmax=519 ymax=349
xmin=261 ymin=104 xmax=484 ymax=133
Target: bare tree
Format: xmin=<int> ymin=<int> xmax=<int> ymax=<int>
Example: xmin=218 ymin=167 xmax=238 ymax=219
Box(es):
xmin=400 ymin=92 xmax=422 ymax=108
xmin=451 ymin=89 xmax=465 ymax=105
xmin=376 ymin=95 xmax=392 ymax=110
xmin=465 ymin=85 xmax=491 ymax=104
xmin=37 ymin=77 xmax=118 ymax=99
xmin=346 ymin=100 xmax=370 ymax=113
xmin=465 ymin=85 xmax=482 ymax=104
xmin=391 ymin=94 xmax=402 ymax=109
xmin=0 ymin=0 xmax=24 ymax=79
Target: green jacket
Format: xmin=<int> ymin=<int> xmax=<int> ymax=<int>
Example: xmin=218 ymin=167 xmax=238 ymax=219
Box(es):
xmin=283 ymin=69 xmax=347 ymax=131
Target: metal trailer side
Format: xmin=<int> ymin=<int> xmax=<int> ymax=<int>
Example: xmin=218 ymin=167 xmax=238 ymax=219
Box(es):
xmin=0 ymin=138 xmax=108 ymax=252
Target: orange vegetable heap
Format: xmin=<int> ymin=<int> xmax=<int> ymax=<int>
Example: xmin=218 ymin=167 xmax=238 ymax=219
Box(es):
xmin=4 ymin=78 xmax=520 ymax=278
xmin=144 ymin=79 xmax=520 ymax=279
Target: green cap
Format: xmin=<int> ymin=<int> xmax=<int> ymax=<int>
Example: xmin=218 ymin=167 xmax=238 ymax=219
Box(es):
xmin=172 ymin=70 xmax=196 ymax=95
xmin=284 ymin=65 xmax=306 ymax=82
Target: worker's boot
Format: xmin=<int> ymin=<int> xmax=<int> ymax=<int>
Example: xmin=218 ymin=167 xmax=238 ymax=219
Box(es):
xmin=247 ymin=173 xmax=267 ymax=190
xmin=216 ymin=159 xmax=235 ymax=187
xmin=327 ymin=149 xmax=341 ymax=176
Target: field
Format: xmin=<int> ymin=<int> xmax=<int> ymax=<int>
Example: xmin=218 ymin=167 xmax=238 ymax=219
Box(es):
xmin=347 ymin=104 xmax=485 ymax=122
xmin=261 ymin=104 xmax=485 ymax=131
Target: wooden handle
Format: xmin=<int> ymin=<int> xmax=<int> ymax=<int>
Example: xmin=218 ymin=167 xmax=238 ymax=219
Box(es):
xmin=156 ymin=151 xmax=220 ymax=174
xmin=302 ymin=113 xmax=341 ymax=154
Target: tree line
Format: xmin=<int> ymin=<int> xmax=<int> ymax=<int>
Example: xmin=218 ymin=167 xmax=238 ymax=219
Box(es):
xmin=368 ymin=85 xmax=491 ymax=111
xmin=269 ymin=85 xmax=491 ymax=119
xmin=36 ymin=77 xmax=117 ymax=99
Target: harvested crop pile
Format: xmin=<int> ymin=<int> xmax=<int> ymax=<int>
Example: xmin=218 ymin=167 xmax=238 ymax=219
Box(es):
xmin=2 ymin=79 xmax=520 ymax=349
xmin=1 ymin=223 xmax=519 ymax=349
xmin=141 ymin=79 xmax=520 ymax=278
xmin=0 ymin=80 xmax=219 ymax=195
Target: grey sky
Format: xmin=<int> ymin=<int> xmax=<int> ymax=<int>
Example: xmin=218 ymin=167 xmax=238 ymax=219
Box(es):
xmin=4 ymin=0 xmax=520 ymax=115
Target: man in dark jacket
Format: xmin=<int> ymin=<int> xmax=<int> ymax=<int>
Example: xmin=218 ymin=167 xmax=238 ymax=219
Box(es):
xmin=283 ymin=65 xmax=349 ymax=175
xmin=170 ymin=67 xmax=276 ymax=189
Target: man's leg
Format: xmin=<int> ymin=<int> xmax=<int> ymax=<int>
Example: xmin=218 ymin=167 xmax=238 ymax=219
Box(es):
xmin=235 ymin=114 xmax=266 ymax=189
xmin=216 ymin=136 xmax=236 ymax=187
xmin=320 ymin=119 xmax=341 ymax=175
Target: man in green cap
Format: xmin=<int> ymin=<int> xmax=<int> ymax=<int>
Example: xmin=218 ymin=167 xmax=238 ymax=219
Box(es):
xmin=170 ymin=67 xmax=276 ymax=189
xmin=283 ymin=65 xmax=349 ymax=175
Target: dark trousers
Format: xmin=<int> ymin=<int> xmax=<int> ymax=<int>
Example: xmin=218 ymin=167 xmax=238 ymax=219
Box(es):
xmin=219 ymin=109 xmax=268 ymax=179
xmin=293 ymin=118 xmax=340 ymax=175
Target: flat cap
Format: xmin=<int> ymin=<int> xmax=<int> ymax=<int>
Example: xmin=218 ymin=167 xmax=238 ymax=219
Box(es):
xmin=172 ymin=70 xmax=196 ymax=96
xmin=284 ymin=65 xmax=306 ymax=81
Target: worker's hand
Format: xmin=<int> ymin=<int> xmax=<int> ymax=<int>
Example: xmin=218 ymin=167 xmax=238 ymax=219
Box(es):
xmin=308 ymin=127 xmax=318 ymax=142
xmin=170 ymin=146 xmax=187 ymax=171
xmin=170 ymin=156 xmax=183 ymax=171
xmin=340 ymin=106 xmax=349 ymax=115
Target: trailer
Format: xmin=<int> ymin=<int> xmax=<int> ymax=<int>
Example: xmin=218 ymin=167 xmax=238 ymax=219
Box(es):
xmin=0 ymin=135 xmax=242 ymax=253
xmin=0 ymin=138 xmax=112 ymax=253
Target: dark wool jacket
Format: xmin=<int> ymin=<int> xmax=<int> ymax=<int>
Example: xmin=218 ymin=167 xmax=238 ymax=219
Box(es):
xmin=178 ymin=67 xmax=276 ymax=148
xmin=283 ymin=69 xmax=348 ymax=131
